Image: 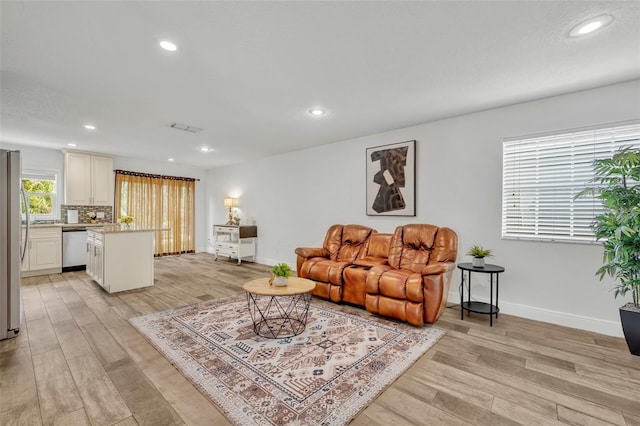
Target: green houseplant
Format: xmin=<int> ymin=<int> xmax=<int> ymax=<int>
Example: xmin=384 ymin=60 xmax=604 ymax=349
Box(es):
xmin=576 ymin=146 xmax=640 ymax=355
xmin=466 ymin=245 xmax=493 ymax=268
xmin=271 ymin=262 xmax=292 ymax=287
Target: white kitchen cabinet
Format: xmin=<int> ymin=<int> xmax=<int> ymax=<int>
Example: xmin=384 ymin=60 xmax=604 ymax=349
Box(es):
xmin=64 ymin=151 xmax=114 ymax=206
xmin=86 ymin=230 xmax=104 ymax=286
xmin=213 ymin=225 xmax=257 ymax=264
xmin=91 ymin=155 xmax=113 ymax=205
xmin=22 ymin=226 xmax=62 ymax=277
xmin=87 ymin=228 xmax=154 ymax=293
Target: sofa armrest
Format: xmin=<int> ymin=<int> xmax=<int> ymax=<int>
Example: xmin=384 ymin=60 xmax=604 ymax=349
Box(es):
xmin=421 ymin=262 xmax=455 ymax=276
xmin=295 ymin=247 xmax=329 ymax=259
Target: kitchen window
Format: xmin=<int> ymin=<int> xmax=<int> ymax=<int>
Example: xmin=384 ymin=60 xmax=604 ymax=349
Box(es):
xmin=502 ymin=121 xmax=640 ymax=243
xmin=22 ymin=170 xmax=58 ymax=220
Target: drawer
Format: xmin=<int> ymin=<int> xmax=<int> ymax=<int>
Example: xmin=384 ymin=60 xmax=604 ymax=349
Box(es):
xmin=215 ymin=242 xmax=238 ymax=250
xmin=216 ymin=248 xmax=238 ymax=256
xmin=215 ymin=226 xmax=236 ymax=234
xmin=30 ymin=227 xmax=61 ymax=239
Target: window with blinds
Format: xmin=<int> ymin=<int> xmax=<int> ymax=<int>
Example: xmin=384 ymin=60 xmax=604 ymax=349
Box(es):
xmin=502 ymin=121 xmax=640 ymax=243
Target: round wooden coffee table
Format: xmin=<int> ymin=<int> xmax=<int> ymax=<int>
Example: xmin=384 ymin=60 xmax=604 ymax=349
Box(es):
xmin=243 ymin=277 xmax=316 ymax=339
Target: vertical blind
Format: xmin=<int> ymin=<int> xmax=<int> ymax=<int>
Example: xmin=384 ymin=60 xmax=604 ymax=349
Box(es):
xmin=114 ymin=170 xmax=196 ymax=256
xmin=502 ymin=121 xmax=640 ymax=243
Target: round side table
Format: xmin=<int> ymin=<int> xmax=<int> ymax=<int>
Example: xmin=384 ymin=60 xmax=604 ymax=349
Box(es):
xmin=457 ymin=263 xmax=505 ymax=326
xmin=243 ymin=277 xmax=316 ymax=339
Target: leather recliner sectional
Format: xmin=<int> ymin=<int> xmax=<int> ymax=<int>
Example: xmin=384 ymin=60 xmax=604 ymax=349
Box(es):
xmin=295 ymin=223 xmax=458 ymax=326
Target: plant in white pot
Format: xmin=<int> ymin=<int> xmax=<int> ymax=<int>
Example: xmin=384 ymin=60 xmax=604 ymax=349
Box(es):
xmin=271 ymin=262 xmax=292 ymax=287
xmin=576 ymin=146 xmax=640 ymax=356
xmin=466 ymin=245 xmax=493 ymax=268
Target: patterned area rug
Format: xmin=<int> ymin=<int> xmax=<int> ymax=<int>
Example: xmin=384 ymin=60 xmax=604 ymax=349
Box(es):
xmin=130 ymin=294 xmax=445 ymax=426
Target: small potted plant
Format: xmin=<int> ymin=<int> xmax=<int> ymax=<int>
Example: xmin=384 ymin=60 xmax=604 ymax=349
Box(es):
xmin=466 ymin=245 xmax=493 ymax=268
xmin=271 ymin=262 xmax=292 ymax=287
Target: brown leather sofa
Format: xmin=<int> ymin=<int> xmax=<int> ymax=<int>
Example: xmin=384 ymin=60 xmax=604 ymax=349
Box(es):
xmin=295 ymin=223 xmax=457 ymax=325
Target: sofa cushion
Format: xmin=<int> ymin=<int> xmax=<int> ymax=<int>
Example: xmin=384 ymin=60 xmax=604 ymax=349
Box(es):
xmin=321 ymin=224 xmax=374 ymax=262
xmin=322 ymin=224 xmax=345 ymax=261
xmin=377 ymin=269 xmax=423 ymax=303
xmin=367 ymin=233 xmax=392 ymax=258
xmin=388 ymin=224 xmax=438 ymax=272
xmin=301 ymin=258 xmax=350 ymax=285
xmin=352 ymin=233 xmax=391 ymax=268
xmin=336 ymin=225 xmax=374 ymax=262
xmin=429 ymin=227 xmax=458 ymax=263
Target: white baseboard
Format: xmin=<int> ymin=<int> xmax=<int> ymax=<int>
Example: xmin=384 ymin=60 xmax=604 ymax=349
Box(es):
xmin=201 ymin=250 xmax=280 ymax=268
xmin=448 ymin=291 xmax=623 ymax=337
xmin=255 ymin=256 xmax=284 ymax=267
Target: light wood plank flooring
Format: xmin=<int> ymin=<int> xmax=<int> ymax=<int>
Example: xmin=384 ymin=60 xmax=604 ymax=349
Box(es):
xmin=1 ymin=253 xmax=639 ymax=425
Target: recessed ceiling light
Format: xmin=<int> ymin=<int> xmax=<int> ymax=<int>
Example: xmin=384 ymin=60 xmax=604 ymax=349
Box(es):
xmin=201 ymin=147 xmax=212 ymax=152
xmin=83 ymin=124 xmax=96 ymax=130
xmin=570 ymin=15 xmax=613 ymax=37
xmin=168 ymin=158 xmax=175 ymax=162
xmin=67 ymin=143 xmax=77 ymax=147
xmin=159 ymin=40 xmax=178 ymax=51
xmin=308 ymin=108 xmax=326 ymax=117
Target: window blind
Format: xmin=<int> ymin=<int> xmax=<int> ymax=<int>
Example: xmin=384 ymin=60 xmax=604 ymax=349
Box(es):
xmin=502 ymin=121 xmax=640 ymax=243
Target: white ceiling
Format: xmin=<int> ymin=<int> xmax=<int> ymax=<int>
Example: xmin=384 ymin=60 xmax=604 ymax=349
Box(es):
xmin=1 ymin=1 xmax=639 ymax=169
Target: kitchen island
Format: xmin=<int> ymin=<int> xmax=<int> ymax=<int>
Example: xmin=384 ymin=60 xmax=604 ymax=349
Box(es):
xmin=86 ymin=225 xmax=164 ymax=293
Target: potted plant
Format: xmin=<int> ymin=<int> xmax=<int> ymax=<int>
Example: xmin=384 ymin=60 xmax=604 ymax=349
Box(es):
xmin=271 ymin=262 xmax=292 ymax=287
xmin=466 ymin=245 xmax=493 ymax=268
xmin=577 ymin=146 xmax=640 ymax=355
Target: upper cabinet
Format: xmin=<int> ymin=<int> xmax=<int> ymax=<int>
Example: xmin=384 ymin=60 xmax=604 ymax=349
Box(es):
xmin=64 ymin=152 xmax=114 ymax=206
xmin=90 ymin=155 xmax=114 ymax=205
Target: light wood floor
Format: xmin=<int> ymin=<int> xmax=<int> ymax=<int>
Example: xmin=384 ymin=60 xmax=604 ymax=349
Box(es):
xmin=1 ymin=253 xmax=639 ymax=426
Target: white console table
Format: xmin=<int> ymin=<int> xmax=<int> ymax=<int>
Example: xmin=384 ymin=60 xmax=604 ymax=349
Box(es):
xmin=213 ymin=225 xmax=257 ymax=264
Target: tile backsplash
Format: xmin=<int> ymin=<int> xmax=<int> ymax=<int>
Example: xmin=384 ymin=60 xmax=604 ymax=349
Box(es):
xmin=61 ymin=205 xmax=113 ymax=224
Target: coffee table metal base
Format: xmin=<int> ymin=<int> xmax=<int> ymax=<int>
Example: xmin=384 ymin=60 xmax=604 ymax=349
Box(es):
xmin=245 ymin=292 xmax=312 ymax=339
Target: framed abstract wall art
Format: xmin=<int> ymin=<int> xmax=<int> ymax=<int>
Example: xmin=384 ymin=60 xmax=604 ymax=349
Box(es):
xmin=366 ymin=140 xmax=416 ymax=216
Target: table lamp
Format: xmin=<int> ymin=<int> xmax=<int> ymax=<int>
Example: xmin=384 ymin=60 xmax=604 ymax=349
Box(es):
xmin=224 ymin=197 xmax=238 ymax=225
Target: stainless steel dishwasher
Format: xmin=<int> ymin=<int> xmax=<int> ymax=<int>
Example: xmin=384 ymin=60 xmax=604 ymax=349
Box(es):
xmin=62 ymin=227 xmax=88 ymax=272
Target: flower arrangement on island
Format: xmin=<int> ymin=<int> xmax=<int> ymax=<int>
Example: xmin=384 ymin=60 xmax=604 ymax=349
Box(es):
xmin=119 ymin=215 xmax=134 ymax=227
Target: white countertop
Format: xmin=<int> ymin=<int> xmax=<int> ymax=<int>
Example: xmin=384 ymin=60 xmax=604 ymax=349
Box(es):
xmin=62 ymin=223 xmax=110 ymax=228
xmin=90 ymin=225 xmax=169 ymax=234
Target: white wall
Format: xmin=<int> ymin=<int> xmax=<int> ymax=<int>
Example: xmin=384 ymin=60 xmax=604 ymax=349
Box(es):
xmin=206 ymin=79 xmax=640 ymax=336
xmin=0 ymin=143 xmax=209 ymax=252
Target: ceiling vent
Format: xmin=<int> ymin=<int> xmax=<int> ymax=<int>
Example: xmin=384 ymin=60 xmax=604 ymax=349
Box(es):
xmin=169 ymin=122 xmax=203 ymax=133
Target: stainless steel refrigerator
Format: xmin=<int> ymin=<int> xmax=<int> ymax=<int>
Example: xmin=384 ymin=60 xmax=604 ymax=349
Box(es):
xmin=1 ymin=149 xmax=27 ymax=340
